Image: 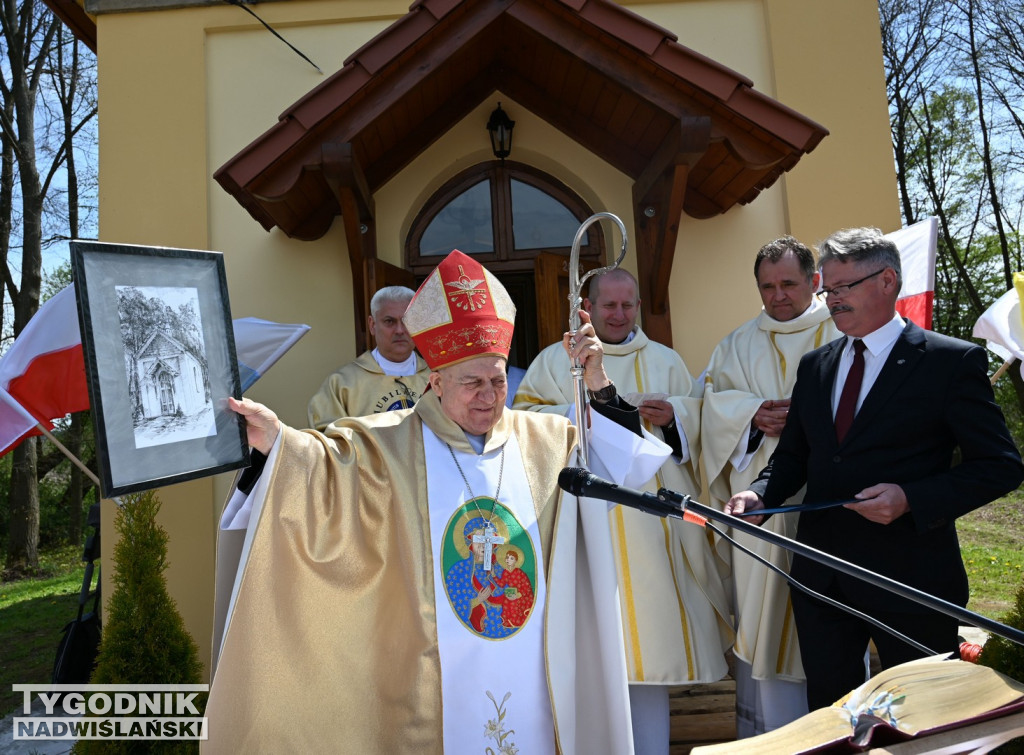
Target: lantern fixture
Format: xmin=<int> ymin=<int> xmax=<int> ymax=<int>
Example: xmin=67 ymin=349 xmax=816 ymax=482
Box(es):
xmin=486 ymin=103 xmax=515 ymax=161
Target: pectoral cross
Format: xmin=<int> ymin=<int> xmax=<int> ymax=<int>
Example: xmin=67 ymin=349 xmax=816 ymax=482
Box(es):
xmin=473 ymin=524 xmax=505 ymax=572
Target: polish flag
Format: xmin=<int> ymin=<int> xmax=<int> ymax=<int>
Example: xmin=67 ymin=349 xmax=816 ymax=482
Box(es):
xmin=0 ymin=285 xmax=89 ymax=455
xmin=0 ymin=283 xmax=311 ymax=456
xmin=972 ymin=272 xmax=1024 ymax=379
xmin=885 ymin=217 xmax=938 ymax=329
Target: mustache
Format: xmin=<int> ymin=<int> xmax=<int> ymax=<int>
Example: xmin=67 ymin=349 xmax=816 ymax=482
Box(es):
xmin=829 ymin=304 xmax=852 ymax=316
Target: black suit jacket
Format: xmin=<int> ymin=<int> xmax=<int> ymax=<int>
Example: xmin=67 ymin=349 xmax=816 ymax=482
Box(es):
xmin=750 ymin=320 xmax=1024 ymax=611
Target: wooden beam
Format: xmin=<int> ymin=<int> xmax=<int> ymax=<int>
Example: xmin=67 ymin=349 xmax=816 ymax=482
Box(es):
xmin=506 ymin=65 xmax=677 ymax=181
xmin=653 ymin=161 xmax=689 ymax=315
xmin=632 ymin=167 xmax=689 ymax=348
xmin=507 ymin=3 xmax=694 ymax=119
xmin=634 ymin=116 xmax=710 ymax=207
xmin=719 ymin=128 xmax=786 ymax=170
xmin=631 ymin=167 xmax=688 ymax=345
xmin=632 ymin=171 xmax=672 ymax=348
xmin=629 ymin=117 xmax=706 ymax=346
xmin=322 ymin=142 xmax=374 ymax=222
xmin=322 ymin=142 xmax=377 ymax=353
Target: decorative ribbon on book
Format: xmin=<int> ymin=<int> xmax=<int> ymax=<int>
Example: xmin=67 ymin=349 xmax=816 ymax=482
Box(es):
xmin=733 ymin=498 xmax=858 ymax=517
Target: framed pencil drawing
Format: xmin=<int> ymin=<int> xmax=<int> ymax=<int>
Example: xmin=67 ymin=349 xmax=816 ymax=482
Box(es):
xmin=70 ymin=241 xmax=249 ymax=498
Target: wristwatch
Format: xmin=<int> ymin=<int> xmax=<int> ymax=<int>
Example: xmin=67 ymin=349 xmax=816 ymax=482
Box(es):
xmin=587 ymin=382 xmax=617 ymax=403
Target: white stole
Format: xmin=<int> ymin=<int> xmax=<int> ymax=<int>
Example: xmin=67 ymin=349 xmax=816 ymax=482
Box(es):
xmin=423 ymin=426 xmax=555 ymax=754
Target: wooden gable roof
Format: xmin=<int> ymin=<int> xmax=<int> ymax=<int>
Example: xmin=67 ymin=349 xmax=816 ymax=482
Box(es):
xmin=214 ymin=0 xmax=828 ymax=243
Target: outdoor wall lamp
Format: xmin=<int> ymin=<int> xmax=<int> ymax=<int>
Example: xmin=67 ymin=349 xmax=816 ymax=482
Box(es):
xmin=487 ymin=103 xmax=515 ymax=161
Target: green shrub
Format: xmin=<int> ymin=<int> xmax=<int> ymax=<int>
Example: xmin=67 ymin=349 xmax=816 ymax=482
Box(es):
xmin=980 ymin=584 xmax=1024 ymax=683
xmin=73 ymin=490 xmax=204 ymax=755
xmin=979 ymin=580 xmax=1024 ymax=753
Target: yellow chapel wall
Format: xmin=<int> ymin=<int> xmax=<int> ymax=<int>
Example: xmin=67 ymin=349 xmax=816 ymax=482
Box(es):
xmin=93 ymin=0 xmax=898 ymax=679
xmin=95 ymin=1 xmax=413 ymax=678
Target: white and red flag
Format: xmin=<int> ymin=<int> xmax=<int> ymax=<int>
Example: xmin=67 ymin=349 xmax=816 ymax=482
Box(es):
xmin=0 ymin=285 xmax=89 ymax=455
xmin=0 ymin=283 xmax=310 ymax=457
xmin=884 ymin=217 xmax=938 ymax=329
xmin=972 ymin=272 xmax=1024 ymax=379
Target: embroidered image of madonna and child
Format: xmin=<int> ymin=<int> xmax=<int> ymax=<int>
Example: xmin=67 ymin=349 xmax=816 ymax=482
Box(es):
xmin=442 ymin=504 xmax=537 ymax=639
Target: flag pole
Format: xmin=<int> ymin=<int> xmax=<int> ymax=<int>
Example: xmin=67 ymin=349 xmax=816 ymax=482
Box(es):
xmin=34 ymin=421 xmax=101 ymax=488
xmin=991 ymin=357 xmax=1015 ymax=386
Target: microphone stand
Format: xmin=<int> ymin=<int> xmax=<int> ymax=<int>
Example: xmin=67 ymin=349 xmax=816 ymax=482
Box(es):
xmin=654 ymin=487 xmax=1024 ymax=647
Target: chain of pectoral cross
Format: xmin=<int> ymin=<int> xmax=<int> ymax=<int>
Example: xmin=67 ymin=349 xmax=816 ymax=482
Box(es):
xmin=447 ymin=442 xmax=507 ymax=571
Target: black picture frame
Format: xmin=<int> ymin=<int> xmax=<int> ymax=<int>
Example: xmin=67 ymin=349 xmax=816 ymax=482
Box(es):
xmin=70 ymin=241 xmax=249 ymax=498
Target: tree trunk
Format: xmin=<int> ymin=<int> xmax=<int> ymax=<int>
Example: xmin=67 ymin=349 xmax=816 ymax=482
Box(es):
xmin=6 ymin=439 xmax=40 ymax=573
xmin=1 ymin=1 xmax=93 ymax=567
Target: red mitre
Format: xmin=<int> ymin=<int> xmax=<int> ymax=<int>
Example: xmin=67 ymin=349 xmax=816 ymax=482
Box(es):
xmin=404 ymin=250 xmax=516 ymax=370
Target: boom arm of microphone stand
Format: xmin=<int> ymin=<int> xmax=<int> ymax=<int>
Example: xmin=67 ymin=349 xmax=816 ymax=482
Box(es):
xmin=657 ymin=488 xmax=1024 ymax=649
xmin=627 ymin=494 xmax=688 ymax=520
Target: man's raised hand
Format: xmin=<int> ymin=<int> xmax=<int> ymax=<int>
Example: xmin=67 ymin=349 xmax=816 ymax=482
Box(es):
xmin=563 ymin=310 xmax=612 ymax=393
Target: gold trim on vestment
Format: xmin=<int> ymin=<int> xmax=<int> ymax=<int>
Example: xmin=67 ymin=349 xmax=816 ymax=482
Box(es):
xmin=614 ymin=504 xmax=644 ymax=679
xmin=664 ymin=516 xmax=696 ymax=679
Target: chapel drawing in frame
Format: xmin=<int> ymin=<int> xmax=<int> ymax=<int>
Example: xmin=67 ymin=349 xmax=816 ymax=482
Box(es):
xmin=71 ymin=241 xmax=249 ymax=498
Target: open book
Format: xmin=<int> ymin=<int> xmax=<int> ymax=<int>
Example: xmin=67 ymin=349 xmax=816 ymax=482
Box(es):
xmin=693 ymin=656 xmax=1024 ymax=754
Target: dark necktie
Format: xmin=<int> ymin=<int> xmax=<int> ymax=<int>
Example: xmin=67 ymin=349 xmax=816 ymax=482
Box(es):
xmin=835 ymin=339 xmax=866 ymax=443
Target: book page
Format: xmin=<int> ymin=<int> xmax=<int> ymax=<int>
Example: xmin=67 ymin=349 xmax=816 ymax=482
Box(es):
xmin=840 ymin=657 xmax=1024 ymax=736
xmin=692 ymin=657 xmax=1024 ymax=754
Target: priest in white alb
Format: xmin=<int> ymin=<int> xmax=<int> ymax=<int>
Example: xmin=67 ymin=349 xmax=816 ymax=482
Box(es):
xmin=205 ymin=250 xmax=671 ymax=754
xmin=701 ymin=236 xmax=838 ymax=735
xmin=514 ymin=268 xmax=732 ymax=754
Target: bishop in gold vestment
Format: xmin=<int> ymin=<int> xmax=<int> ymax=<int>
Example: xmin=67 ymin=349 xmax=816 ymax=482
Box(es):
xmin=207 ymin=251 xmax=669 ymax=754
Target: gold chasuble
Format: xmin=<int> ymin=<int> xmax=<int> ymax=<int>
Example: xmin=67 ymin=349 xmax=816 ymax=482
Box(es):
xmin=206 ymin=392 xmax=649 ymax=753
xmin=306 ymin=349 xmax=430 ymax=429
xmin=701 ymin=299 xmax=839 ymax=681
xmin=514 ymin=329 xmax=732 ymax=685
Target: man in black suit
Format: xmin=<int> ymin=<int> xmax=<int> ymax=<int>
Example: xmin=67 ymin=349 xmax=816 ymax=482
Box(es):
xmin=726 ymin=226 xmax=1024 ymax=710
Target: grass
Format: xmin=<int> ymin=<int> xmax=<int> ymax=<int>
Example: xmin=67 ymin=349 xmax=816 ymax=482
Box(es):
xmin=0 ymin=545 xmax=89 ymax=716
xmin=960 ymin=490 xmax=1024 ymax=619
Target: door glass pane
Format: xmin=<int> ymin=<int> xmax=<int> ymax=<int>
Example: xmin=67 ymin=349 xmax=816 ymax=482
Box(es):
xmin=420 ymin=180 xmax=494 ymax=255
xmin=511 ymin=179 xmax=586 ymax=250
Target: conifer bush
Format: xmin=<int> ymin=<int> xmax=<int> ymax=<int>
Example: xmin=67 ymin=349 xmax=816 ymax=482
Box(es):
xmin=980 ymin=584 xmax=1024 ymax=684
xmin=73 ymin=489 xmax=205 ymax=755
xmin=979 ymin=582 xmax=1024 ymax=754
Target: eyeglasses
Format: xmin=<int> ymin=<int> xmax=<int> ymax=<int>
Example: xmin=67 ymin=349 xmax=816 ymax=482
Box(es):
xmin=820 ymin=268 xmax=886 ymax=298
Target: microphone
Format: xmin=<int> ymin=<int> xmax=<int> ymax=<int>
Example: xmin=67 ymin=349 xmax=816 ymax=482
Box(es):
xmin=557 ymin=467 xmax=682 ymax=519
